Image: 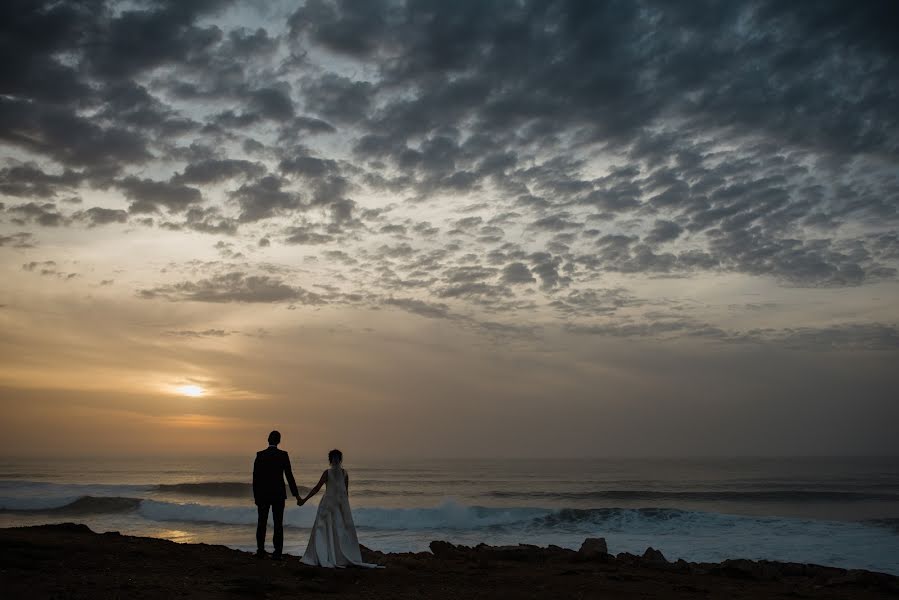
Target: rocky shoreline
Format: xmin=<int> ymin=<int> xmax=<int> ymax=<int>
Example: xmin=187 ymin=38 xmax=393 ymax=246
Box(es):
xmin=2 ymin=524 xmax=897 ymax=598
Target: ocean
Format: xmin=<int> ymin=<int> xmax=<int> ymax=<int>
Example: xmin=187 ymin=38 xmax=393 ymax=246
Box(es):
xmin=1 ymin=456 xmax=897 ymax=574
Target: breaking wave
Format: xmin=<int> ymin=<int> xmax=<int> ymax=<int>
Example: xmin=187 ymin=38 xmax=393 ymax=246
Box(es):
xmin=487 ymin=490 xmax=899 ymax=502
xmin=0 ymin=496 xmax=141 ymax=515
xmin=4 ymin=495 xmax=897 ymax=542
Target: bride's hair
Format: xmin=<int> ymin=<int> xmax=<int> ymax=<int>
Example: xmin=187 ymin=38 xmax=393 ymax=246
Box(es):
xmin=328 ymin=449 xmax=343 ymax=465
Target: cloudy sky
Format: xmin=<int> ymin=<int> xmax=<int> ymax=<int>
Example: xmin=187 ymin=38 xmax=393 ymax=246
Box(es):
xmin=1 ymin=0 xmax=898 ymax=458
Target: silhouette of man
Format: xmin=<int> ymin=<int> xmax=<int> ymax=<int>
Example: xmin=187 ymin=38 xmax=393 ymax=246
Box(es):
xmin=253 ymin=430 xmax=300 ymax=559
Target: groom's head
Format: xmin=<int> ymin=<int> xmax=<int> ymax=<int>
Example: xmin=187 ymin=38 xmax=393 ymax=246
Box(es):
xmin=268 ymin=430 xmax=281 ymax=446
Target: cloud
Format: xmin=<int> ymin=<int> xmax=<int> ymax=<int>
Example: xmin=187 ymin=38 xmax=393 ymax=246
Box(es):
xmin=301 ymin=73 xmax=374 ymax=124
xmin=118 ymin=177 xmax=203 ymax=214
xmin=501 ymin=262 xmax=535 ymax=285
xmin=566 ymin=318 xmax=728 ymax=340
xmin=384 ymin=297 xmax=451 ymax=320
xmin=6 ymin=202 xmax=64 ymax=226
xmin=741 ymin=323 xmax=899 ymax=352
xmin=567 ymin=317 xmax=899 ymax=353
xmin=645 ymin=220 xmax=683 ymax=245
xmin=0 ymin=232 xmax=35 ymax=248
xmin=529 ymin=253 xmax=567 ymax=290
xmin=0 ymin=98 xmax=151 ymax=169
xmin=75 ymin=207 xmax=129 ymax=226
xmin=138 ymin=272 xmax=326 ymax=304
xmin=172 ymin=159 xmax=265 ymax=184
xmin=284 ymin=224 xmax=333 ymax=245
xmin=551 ymin=288 xmax=642 ymax=317
xmin=83 ymin=1 xmax=228 ymax=79
xmin=164 ymin=329 xmax=230 ymax=338
xmin=229 ymin=176 xmax=302 ymax=222
xmin=248 ymin=86 xmax=294 ymax=121
xmin=1 ymin=0 xmax=897 ymax=330
xmin=22 ymin=260 xmax=56 ymax=272
xmin=0 ymin=165 xmax=83 ymax=198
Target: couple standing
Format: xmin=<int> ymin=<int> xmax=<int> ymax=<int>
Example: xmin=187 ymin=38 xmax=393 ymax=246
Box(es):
xmin=252 ymin=430 xmax=378 ymax=568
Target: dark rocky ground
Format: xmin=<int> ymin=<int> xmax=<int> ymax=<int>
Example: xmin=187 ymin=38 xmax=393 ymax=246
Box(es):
xmin=2 ymin=524 xmax=897 ymax=599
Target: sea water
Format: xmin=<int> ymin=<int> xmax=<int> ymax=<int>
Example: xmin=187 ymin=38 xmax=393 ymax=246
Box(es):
xmin=1 ymin=456 xmax=897 ymax=574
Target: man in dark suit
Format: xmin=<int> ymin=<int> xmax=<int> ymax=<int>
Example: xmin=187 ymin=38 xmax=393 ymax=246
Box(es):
xmin=253 ymin=430 xmax=300 ymax=559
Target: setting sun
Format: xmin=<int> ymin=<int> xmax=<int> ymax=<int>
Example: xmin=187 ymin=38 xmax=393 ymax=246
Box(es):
xmin=175 ymin=385 xmax=205 ymax=398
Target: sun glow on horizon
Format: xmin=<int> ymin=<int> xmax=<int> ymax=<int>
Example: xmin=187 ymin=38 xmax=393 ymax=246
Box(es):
xmin=175 ymin=385 xmax=205 ymax=398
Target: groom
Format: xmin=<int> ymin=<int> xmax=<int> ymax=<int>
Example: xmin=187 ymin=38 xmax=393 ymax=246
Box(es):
xmin=253 ymin=430 xmax=300 ymax=560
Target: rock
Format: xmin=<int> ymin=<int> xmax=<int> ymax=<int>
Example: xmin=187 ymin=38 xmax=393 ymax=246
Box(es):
xmin=578 ymin=537 xmax=608 ymax=558
xmin=479 ymin=544 xmax=552 ymax=563
xmin=429 ymin=541 xmax=463 ymax=559
xmin=359 ymin=544 xmax=386 ymax=563
xmin=825 ymin=570 xmax=899 ymax=594
xmin=642 ymin=547 xmax=667 ymax=563
xmin=712 ymin=559 xmax=779 ymax=581
xmin=40 ymin=523 xmax=94 ymax=534
xmin=429 ymin=541 xmax=577 ymax=565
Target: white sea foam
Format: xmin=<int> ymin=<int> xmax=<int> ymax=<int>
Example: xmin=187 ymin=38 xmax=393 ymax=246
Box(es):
xmin=130 ymin=498 xmax=899 ymax=574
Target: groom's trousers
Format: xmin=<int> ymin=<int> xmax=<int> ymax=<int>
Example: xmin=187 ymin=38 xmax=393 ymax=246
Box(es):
xmin=256 ymin=499 xmax=285 ymax=553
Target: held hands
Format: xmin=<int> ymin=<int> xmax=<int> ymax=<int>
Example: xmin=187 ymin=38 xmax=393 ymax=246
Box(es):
xmin=296 ymin=496 xmax=305 ymax=506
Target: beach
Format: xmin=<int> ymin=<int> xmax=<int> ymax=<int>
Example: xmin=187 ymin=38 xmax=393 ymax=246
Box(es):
xmin=3 ymin=523 xmax=898 ymax=599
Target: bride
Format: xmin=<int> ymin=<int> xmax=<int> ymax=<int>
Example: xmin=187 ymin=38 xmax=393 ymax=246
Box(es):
xmin=297 ymin=449 xmax=380 ymax=568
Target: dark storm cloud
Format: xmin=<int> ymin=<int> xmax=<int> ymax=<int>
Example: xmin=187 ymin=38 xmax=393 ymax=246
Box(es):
xmin=300 ymin=73 xmax=374 ymax=124
xmin=645 ymin=220 xmax=683 ymax=245
xmin=138 ymin=271 xmax=326 ymax=304
xmin=550 ymin=288 xmax=642 ymax=317
xmin=0 ymin=165 xmax=83 ymax=199
xmin=531 ymin=215 xmax=580 ymax=232
xmin=98 ymin=81 xmax=198 ymax=136
xmin=384 ymin=297 xmax=451 ymax=320
xmin=82 ymin=0 xmax=229 ymax=80
xmin=283 ymin=225 xmax=333 ymax=245
xmin=287 ymin=0 xmax=392 ymax=58
xmin=529 ymin=253 xmax=568 ymax=290
xmin=276 ymin=116 xmax=337 ymax=143
xmin=173 ymin=159 xmax=266 ymax=185
xmin=74 ymin=207 xmax=129 ymax=227
xmin=0 ymin=98 xmax=151 ymax=169
xmin=279 ymin=153 xmax=339 ymax=179
xmin=224 ymin=27 xmax=278 ymax=57
xmin=117 ymin=177 xmax=203 ymax=214
xmin=501 ymin=262 xmax=536 ymax=285
xmin=229 ymin=176 xmax=302 ymax=222
xmin=0 ymin=232 xmax=35 ymax=248
xmin=177 ymin=206 xmax=238 ymax=235
xmin=2 ymin=0 xmax=898 ymax=328
xmin=282 ymin=0 xmax=898 ymax=282
xmin=443 ymin=266 xmax=496 ymax=285
xmin=6 ymin=202 xmax=65 ymax=227
xmin=248 ymin=86 xmax=295 ymax=121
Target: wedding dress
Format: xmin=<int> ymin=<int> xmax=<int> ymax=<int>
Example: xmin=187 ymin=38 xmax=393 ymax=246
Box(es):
xmin=301 ymin=465 xmax=380 ymax=568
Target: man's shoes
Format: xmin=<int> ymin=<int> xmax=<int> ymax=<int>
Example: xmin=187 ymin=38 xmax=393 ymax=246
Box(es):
xmin=255 ymin=549 xmax=268 ymax=559
xmin=272 ymin=552 xmax=283 ymax=561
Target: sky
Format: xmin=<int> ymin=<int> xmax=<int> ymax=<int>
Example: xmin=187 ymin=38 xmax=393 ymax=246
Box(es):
xmin=1 ymin=0 xmax=898 ymax=458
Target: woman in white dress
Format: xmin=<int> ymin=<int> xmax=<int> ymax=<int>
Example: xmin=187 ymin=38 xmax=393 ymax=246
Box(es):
xmin=297 ymin=449 xmax=380 ymax=568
